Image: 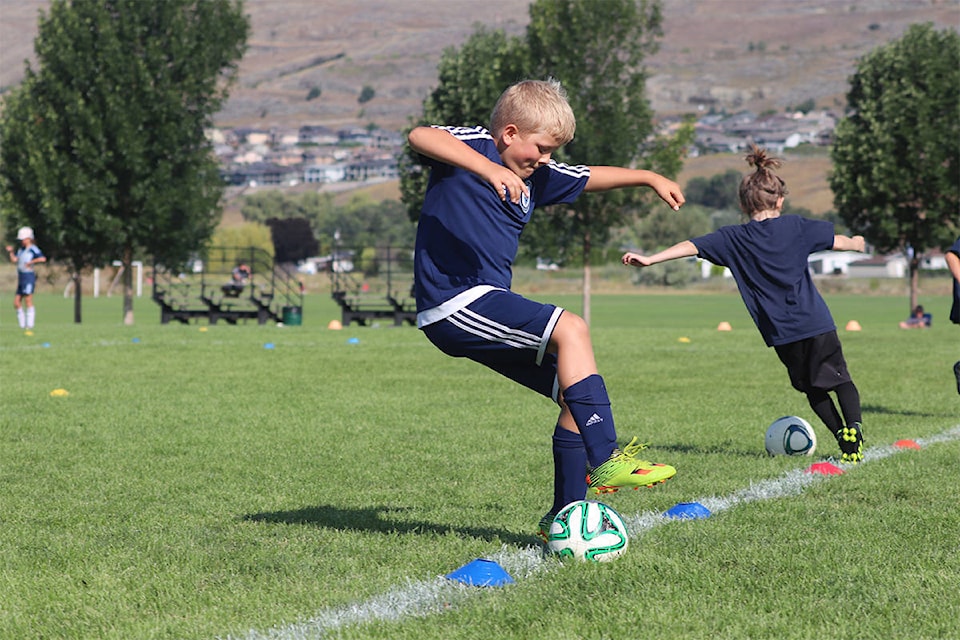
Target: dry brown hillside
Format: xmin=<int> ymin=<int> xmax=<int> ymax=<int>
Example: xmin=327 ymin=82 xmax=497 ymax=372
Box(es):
xmin=2 ymin=0 xmax=957 ymax=130
xmin=1 ymin=0 xmax=956 ymax=216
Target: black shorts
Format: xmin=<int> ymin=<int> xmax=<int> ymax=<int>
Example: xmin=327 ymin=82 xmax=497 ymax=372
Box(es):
xmin=774 ymin=330 xmax=852 ymax=393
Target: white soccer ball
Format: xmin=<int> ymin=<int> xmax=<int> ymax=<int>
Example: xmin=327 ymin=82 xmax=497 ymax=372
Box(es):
xmin=765 ymin=415 xmax=817 ymax=456
xmin=546 ymin=500 xmax=629 ymax=562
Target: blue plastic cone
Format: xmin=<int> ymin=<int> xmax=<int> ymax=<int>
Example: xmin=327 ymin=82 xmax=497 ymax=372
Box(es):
xmin=665 ymin=501 xmax=711 ymax=520
xmin=445 ymin=558 xmax=514 ymax=587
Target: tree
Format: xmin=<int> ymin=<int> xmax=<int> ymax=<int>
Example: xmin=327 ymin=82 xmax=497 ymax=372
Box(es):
xmin=400 ymin=0 xmax=684 ymax=325
xmin=0 ymin=0 xmax=249 ymax=323
xmin=686 ymin=169 xmax=742 ymax=210
xmin=830 ymin=23 xmax=960 ymax=311
xmin=525 ymin=0 xmax=673 ymax=324
xmin=358 ymin=85 xmax=376 ymax=104
xmin=398 ymin=25 xmax=529 ymax=222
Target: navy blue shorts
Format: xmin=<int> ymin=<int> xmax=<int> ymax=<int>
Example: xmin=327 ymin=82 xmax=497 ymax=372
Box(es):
xmin=774 ymin=330 xmax=852 ymax=393
xmin=421 ymin=289 xmax=563 ymax=402
xmin=16 ymin=272 xmax=37 ymax=296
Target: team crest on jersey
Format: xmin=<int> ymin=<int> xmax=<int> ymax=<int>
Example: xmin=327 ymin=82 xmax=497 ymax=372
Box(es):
xmin=520 ymin=181 xmax=531 ymax=214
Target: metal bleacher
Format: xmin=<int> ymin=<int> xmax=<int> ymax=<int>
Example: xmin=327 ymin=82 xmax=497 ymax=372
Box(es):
xmin=326 ymin=245 xmax=416 ymax=327
xmin=151 ymin=246 xmax=303 ymax=325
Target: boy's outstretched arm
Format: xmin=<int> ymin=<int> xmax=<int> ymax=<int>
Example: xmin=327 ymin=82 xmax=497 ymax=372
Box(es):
xmin=407 ymin=126 xmax=527 ymax=203
xmin=584 ymin=166 xmax=685 ymax=211
xmin=622 ymin=240 xmax=698 ymax=268
xmin=832 ymin=234 xmax=866 ymax=252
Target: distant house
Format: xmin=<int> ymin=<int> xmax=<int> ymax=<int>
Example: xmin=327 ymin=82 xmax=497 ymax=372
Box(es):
xmin=343 ymin=157 xmax=398 ymax=181
xmin=221 ymin=162 xmax=299 ymax=187
xmin=304 ymin=163 xmax=347 ymax=183
xmin=919 ymin=250 xmax=948 ymax=271
xmin=234 ymin=128 xmax=272 ymax=146
xmin=808 ymin=250 xmax=867 ymax=276
xmin=299 ymin=125 xmax=339 ymax=146
xmin=847 ymin=254 xmax=909 ymax=279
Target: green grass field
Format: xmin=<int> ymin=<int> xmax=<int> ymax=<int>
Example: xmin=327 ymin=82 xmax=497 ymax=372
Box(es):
xmin=1 ymin=288 xmax=958 ymax=639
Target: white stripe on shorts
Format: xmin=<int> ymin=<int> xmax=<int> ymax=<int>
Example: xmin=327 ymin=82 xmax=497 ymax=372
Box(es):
xmin=447 ymin=305 xmax=563 ymax=368
xmin=447 ymin=308 xmax=542 ymax=350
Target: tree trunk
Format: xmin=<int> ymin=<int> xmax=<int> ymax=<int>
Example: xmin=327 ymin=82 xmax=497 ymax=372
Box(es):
xmin=581 ymin=228 xmax=592 ymax=327
xmin=72 ymin=272 xmax=83 ymax=324
xmin=123 ymin=245 xmax=135 ymax=326
xmin=908 ymin=254 xmax=920 ymax=312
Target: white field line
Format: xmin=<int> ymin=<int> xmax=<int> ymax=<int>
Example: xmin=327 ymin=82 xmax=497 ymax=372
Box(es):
xmin=222 ymin=425 xmax=960 ymax=640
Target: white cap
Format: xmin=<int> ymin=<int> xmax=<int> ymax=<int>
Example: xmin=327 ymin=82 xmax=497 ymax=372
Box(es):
xmin=17 ymin=226 xmax=34 ymax=240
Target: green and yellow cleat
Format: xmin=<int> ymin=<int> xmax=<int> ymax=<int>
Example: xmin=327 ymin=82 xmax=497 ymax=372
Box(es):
xmin=836 ymin=422 xmax=864 ymax=464
xmin=587 ymin=437 xmax=676 ymax=495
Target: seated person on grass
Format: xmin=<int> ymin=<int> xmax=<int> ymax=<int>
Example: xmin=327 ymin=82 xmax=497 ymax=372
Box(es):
xmin=899 ymin=305 xmax=930 ymax=329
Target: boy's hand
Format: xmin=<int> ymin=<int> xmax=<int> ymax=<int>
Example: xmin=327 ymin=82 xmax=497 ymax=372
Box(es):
xmin=852 ymin=235 xmax=866 ymax=252
xmin=621 ymin=252 xmax=652 ymax=267
xmin=483 ymin=164 xmax=528 ymax=204
xmin=650 ymin=176 xmax=685 ymax=211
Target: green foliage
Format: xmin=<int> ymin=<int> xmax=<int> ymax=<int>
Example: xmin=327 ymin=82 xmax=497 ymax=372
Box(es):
xmin=0 ymin=0 xmax=250 ymax=322
xmin=358 ymin=85 xmax=375 ymax=104
xmin=305 ymin=85 xmax=321 ymax=101
xmin=786 ymin=97 xmax=817 ymax=114
xmin=685 ymin=169 xmax=742 ymax=210
xmin=210 ymin=222 xmax=274 ymax=260
xmin=628 ymin=255 xmax=701 ymax=287
xmin=710 ymin=208 xmax=744 ymax=230
xmin=632 ymin=204 xmax=712 ymax=252
xmin=238 ymin=190 xmax=414 ymax=256
xmin=399 ymin=0 xmax=686 ymax=258
xmin=830 ymin=23 xmax=960 ymax=257
xmin=525 ymin=0 xmax=667 ymax=265
xmin=399 ymin=25 xmax=529 ymax=222
xmin=241 ymin=190 xmax=336 ymax=226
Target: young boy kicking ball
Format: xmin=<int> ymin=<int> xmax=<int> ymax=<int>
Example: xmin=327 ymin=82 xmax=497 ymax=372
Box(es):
xmin=409 ymin=79 xmax=684 ymax=540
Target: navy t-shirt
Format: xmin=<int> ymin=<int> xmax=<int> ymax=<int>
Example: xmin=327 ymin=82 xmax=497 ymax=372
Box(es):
xmin=413 ymin=126 xmax=589 ymax=322
xmin=692 ymin=215 xmax=836 ymax=346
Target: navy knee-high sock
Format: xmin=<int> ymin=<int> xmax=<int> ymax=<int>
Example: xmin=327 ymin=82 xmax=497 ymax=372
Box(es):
xmin=563 ymin=374 xmax=617 ymax=467
xmin=551 ymin=425 xmax=587 ymax=515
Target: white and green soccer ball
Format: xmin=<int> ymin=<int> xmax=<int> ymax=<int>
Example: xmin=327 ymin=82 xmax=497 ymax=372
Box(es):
xmin=765 ymin=415 xmax=817 ymax=456
xmin=546 ymin=500 xmax=629 ymax=562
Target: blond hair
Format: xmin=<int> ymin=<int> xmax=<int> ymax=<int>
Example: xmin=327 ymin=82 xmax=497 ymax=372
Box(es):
xmin=739 ymin=145 xmax=789 ymax=215
xmin=489 ymin=79 xmax=576 ymax=144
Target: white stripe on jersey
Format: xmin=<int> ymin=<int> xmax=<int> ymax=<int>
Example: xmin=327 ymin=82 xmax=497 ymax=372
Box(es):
xmin=433 ymin=125 xmax=491 ymax=142
xmin=447 ymin=308 xmax=543 ymax=350
xmin=547 ymin=160 xmax=590 ymax=179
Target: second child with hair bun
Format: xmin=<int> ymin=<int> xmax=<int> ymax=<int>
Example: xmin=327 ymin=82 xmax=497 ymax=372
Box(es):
xmin=621 ymin=145 xmax=868 ymax=464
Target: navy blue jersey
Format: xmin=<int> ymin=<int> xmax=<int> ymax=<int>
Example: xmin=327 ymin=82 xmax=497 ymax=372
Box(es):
xmin=414 ymin=126 xmax=589 ymax=324
xmin=692 ymin=215 xmax=836 ymax=347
